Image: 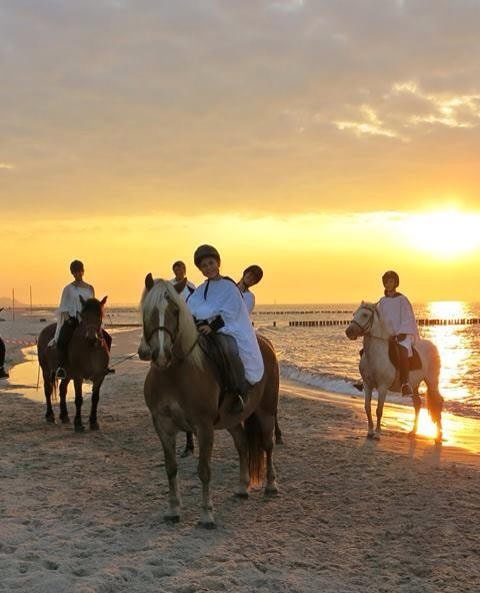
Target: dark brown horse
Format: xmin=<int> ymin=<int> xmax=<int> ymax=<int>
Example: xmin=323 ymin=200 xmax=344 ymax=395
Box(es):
xmin=37 ymin=296 xmax=110 ymax=432
xmin=138 ymin=276 xmax=280 ymax=528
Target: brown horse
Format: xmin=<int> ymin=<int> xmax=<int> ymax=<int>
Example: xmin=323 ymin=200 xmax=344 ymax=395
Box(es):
xmin=37 ymin=296 xmax=110 ymax=432
xmin=138 ymin=275 xmax=280 ymax=528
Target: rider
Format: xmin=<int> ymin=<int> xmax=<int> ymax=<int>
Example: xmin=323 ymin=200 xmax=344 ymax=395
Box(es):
xmin=170 ymin=260 xmax=195 ymax=301
xmin=378 ymin=270 xmax=419 ymax=397
xmin=51 ymin=260 xmax=113 ymax=379
xmin=237 ymin=265 xmax=263 ymax=315
xmin=187 ymin=245 xmax=264 ymax=413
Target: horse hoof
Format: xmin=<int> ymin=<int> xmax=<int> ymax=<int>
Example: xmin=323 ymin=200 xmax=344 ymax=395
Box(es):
xmin=74 ymin=424 xmax=85 ymax=433
xmin=180 ymin=448 xmax=193 ymax=458
xmin=373 ymin=433 xmax=381 ymax=440
xmin=90 ymin=422 xmax=100 ymax=431
xmin=45 ymin=414 xmax=55 ymax=424
xmin=366 ymin=432 xmax=375 ymax=440
xmin=164 ymin=514 xmax=180 ymax=524
xmin=197 ymin=520 xmax=216 ymax=530
xmin=275 ymin=437 xmax=285 ymax=446
xmin=60 ymin=415 xmax=70 ymax=424
xmin=234 ymin=491 xmax=249 ymax=499
xmin=264 ymin=485 xmax=279 ymax=497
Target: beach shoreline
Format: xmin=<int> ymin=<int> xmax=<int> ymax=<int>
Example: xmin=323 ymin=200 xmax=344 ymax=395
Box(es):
xmin=1 ymin=327 xmax=480 ymax=592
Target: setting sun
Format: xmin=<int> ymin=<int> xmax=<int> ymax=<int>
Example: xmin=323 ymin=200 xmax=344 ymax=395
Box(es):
xmin=406 ymin=209 xmax=480 ymax=259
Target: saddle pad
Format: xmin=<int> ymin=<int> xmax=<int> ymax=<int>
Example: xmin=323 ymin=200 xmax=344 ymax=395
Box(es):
xmin=388 ymin=341 xmax=422 ymax=371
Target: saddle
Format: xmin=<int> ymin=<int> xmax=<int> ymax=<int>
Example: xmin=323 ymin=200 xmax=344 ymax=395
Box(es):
xmin=198 ymin=333 xmax=249 ymax=397
xmin=388 ymin=341 xmax=422 ymax=371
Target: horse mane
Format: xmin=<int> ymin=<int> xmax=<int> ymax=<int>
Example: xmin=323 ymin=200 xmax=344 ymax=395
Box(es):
xmin=140 ymin=279 xmax=203 ymax=368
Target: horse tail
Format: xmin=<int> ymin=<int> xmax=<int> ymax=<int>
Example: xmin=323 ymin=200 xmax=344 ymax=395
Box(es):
xmin=425 ymin=343 xmax=443 ymax=425
xmin=244 ymin=412 xmax=265 ymax=487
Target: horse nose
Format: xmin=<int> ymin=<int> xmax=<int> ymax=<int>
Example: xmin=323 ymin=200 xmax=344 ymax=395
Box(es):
xmin=138 ymin=343 xmax=151 ymax=361
xmin=345 ymin=326 xmax=356 ymax=340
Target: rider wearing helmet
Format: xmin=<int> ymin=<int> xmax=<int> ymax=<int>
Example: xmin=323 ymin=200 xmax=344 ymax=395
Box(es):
xmin=237 ymin=265 xmax=263 ymax=315
xmin=187 ymin=245 xmax=264 ymax=413
xmin=378 ymin=270 xmax=419 ymax=397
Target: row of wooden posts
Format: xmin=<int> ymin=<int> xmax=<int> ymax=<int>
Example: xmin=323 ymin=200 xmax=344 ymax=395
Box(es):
xmin=288 ymin=318 xmax=480 ymax=328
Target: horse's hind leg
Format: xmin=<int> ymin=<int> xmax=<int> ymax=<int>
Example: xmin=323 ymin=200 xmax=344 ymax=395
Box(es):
xmin=364 ymin=385 xmax=374 ymax=438
xmin=181 ymin=431 xmax=194 ymax=458
xmin=196 ymin=424 xmax=215 ymax=528
xmin=59 ymin=379 xmax=70 ymax=424
xmin=73 ymin=377 xmax=85 ymax=432
xmin=152 ymin=415 xmax=181 ymax=523
xmin=89 ymin=379 xmax=104 ymax=430
xmin=228 ymin=424 xmax=250 ymax=498
xmin=274 ymin=413 xmax=284 ymax=445
xmin=410 ymin=388 xmax=422 ymax=438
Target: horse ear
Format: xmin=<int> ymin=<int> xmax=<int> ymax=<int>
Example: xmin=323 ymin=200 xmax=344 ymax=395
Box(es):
xmin=100 ymin=296 xmax=108 ymax=306
xmin=145 ymin=273 xmax=154 ymax=292
xmin=79 ymin=295 xmax=86 ymax=306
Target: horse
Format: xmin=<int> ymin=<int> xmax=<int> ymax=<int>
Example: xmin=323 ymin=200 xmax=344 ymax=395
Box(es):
xmin=138 ymin=275 xmax=279 ymax=528
xmin=37 ymin=296 xmax=110 ymax=432
xmin=345 ymin=301 xmax=443 ymax=443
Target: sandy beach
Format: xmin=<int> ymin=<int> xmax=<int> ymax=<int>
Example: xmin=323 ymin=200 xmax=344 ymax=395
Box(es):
xmin=1 ymin=321 xmax=480 ymax=593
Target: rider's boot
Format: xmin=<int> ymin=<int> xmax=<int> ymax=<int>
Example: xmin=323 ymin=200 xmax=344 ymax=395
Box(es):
xmin=398 ymin=345 xmax=413 ymax=397
xmin=0 ymin=366 xmax=9 ymax=379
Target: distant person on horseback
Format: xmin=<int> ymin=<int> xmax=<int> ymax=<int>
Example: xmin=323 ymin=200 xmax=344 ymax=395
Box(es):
xmin=378 ymin=270 xmax=419 ymax=397
xmin=238 ymin=265 xmax=263 ymax=315
xmin=51 ymin=260 xmax=113 ymax=379
xmin=187 ymin=245 xmax=264 ymax=413
xmin=170 ymin=260 xmax=195 ymax=301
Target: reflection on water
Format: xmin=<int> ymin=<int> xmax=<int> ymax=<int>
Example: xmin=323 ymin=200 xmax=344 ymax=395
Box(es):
xmin=6 ymin=346 xmax=90 ymax=403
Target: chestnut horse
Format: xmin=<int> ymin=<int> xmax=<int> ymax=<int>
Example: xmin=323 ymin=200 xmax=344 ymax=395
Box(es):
xmin=37 ymin=296 xmax=110 ymax=432
xmin=138 ymin=275 xmax=279 ymax=528
xmin=345 ymin=302 xmax=443 ymax=442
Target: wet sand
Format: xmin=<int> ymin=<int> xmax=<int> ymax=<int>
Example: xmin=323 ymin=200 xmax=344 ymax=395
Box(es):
xmin=1 ymin=324 xmax=479 ymax=592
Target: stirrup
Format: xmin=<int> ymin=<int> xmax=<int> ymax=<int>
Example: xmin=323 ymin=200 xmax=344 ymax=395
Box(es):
xmin=55 ymin=367 xmax=67 ymax=380
xmin=401 ymin=383 xmax=413 ymax=397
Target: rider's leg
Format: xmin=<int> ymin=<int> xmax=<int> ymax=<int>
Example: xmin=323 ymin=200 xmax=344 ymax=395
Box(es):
xmin=398 ymin=344 xmax=413 ymax=396
xmin=56 ymin=318 xmax=77 ymax=378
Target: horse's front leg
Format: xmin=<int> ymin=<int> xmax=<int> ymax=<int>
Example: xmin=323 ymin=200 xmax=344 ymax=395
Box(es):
xmin=375 ymin=386 xmax=388 ymax=440
xmin=89 ymin=377 xmax=104 ymax=431
xmin=59 ymin=378 xmax=70 ymax=424
xmin=197 ymin=424 xmax=215 ymax=528
xmin=73 ymin=377 xmax=84 ymax=432
xmin=152 ymin=416 xmax=181 ymax=523
xmin=228 ymin=424 xmax=250 ymax=498
xmin=364 ymin=384 xmax=375 ymax=438
xmin=43 ymin=371 xmax=55 ymax=423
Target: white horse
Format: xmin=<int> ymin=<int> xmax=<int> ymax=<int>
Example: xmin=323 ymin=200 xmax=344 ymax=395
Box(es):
xmin=345 ymin=302 xmax=443 ymax=443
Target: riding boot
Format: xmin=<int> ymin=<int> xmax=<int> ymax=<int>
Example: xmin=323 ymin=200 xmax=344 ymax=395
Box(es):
xmin=398 ymin=345 xmax=413 ymax=397
xmin=0 ymin=366 xmax=9 ymax=379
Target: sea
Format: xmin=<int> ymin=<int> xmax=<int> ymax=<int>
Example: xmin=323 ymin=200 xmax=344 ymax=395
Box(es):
xmin=5 ymin=301 xmax=480 ymax=421
xmin=103 ymin=301 xmax=480 ymax=420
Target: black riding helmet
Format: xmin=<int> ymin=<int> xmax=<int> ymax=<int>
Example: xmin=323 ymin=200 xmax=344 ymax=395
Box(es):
xmin=194 ymin=244 xmax=221 ymax=268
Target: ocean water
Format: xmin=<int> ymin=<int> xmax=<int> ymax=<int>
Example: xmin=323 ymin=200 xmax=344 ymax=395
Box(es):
xmin=12 ymin=301 xmax=480 ymax=420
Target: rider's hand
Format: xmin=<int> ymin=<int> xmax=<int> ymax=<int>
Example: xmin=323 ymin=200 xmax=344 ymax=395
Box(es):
xmin=198 ymin=324 xmax=212 ymax=335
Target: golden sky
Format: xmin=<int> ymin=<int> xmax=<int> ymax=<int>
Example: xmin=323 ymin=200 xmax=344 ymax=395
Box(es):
xmin=1 ymin=1 xmax=480 ymax=304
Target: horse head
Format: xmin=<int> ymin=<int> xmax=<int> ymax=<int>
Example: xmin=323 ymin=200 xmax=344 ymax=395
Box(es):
xmin=79 ymin=295 xmax=107 ymax=345
xmin=345 ymin=301 xmax=377 ymax=340
xmin=139 ymin=274 xmax=183 ymax=367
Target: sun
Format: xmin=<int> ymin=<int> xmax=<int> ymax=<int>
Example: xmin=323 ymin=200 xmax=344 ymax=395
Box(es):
xmin=407 ymin=208 xmax=480 ymax=259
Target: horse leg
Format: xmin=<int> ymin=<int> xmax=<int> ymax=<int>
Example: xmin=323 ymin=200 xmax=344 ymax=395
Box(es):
xmin=410 ymin=388 xmax=422 ymax=438
xmin=364 ymin=385 xmax=374 ymax=438
xmin=374 ymin=387 xmax=388 ymax=440
xmin=228 ymin=424 xmax=250 ymax=498
xmin=89 ymin=378 xmax=104 ymax=430
xmin=73 ymin=377 xmax=85 ymax=432
xmin=59 ymin=378 xmax=70 ymax=424
xmin=43 ymin=373 xmax=55 ymax=423
xmin=196 ymin=424 xmax=215 ymax=528
xmin=259 ymin=412 xmax=278 ymax=496
xmin=180 ymin=431 xmax=194 ymax=458
xmin=274 ymin=412 xmax=284 ymax=445
xmin=152 ymin=416 xmax=181 ymax=523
